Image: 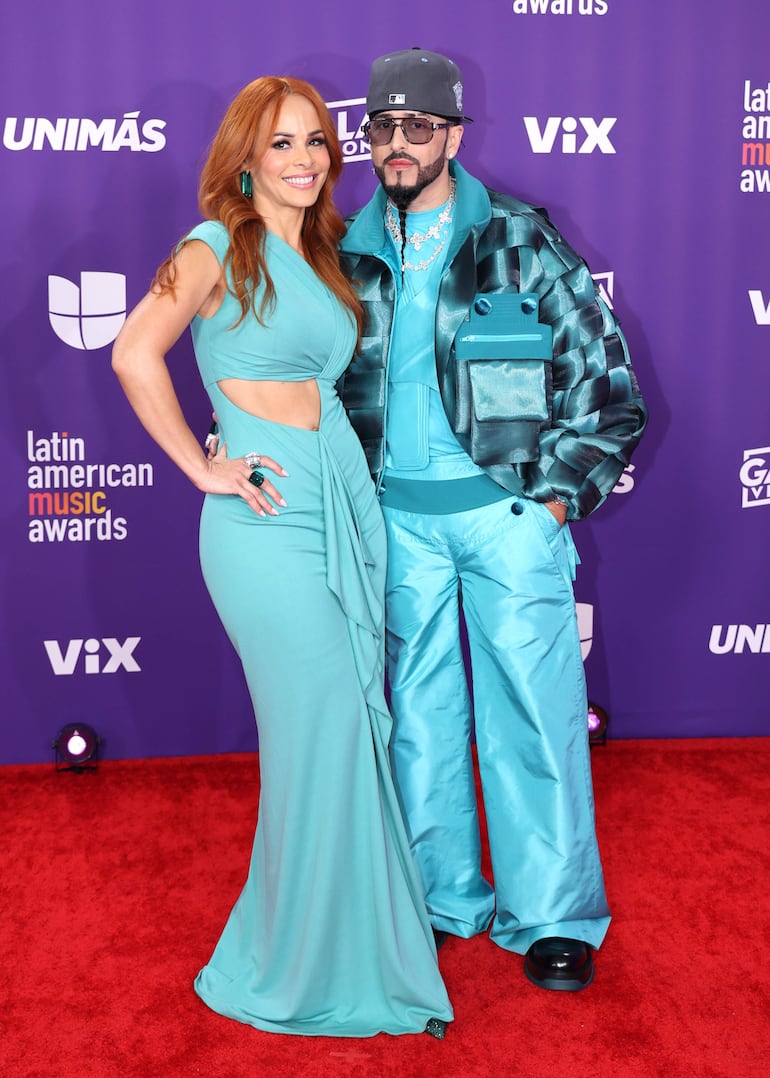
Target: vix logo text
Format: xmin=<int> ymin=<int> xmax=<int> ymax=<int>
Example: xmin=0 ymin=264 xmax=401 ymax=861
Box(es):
xmin=524 ymin=116 xmax=617 ymax=154
xmin=44 ymin=637 xmax=141 ymax=675
xmin=748 ymin=290 xmax=770 ymax=325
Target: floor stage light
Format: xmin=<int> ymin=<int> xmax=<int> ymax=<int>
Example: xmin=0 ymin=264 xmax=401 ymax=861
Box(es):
xmin=587 ymin=702 xmax=608 ymax=746
xmin=52 ymin=723 xmax=101 ymax=772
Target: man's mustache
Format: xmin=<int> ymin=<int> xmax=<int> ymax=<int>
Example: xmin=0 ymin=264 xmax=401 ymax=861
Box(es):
xmin=382 ymin=151 xmax=420 ymax=167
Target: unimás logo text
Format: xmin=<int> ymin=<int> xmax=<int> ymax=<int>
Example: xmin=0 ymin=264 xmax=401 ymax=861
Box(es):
xmin=709 ymin=624 xmax=770 ymax=655
xmin=3 ymin=112 xmax=166 ymax=152
xmin=612 ymin=465 xmax=635 ymax=495
xmin=49 ymin=272 xmax=126 ymax=350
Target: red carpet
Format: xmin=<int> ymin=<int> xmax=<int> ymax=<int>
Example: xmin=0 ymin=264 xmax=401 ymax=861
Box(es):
xmin=1 ymin=738 xmax=768 ymax=1077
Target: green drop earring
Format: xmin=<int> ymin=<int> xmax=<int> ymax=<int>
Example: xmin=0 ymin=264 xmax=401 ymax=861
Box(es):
xmin=240 ymin=171 xmax=252 ymax=199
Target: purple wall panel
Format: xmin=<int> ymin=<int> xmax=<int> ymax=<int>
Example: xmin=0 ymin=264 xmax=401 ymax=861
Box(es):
xmin=2 ymin=1 xmax=769 ymax=762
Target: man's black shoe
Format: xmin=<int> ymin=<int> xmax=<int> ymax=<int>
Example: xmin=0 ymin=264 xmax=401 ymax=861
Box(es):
xmin=432 ymin=928 xmax=448 ymax=950
xmin=524 ymin=937 xmax=594 ymax=991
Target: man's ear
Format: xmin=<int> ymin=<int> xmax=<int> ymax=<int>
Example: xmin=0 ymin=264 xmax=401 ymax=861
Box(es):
xmin=446 ymin=124 xmax=464 ymax=159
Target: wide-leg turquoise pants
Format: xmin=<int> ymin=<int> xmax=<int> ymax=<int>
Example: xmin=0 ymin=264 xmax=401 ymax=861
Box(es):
xmin=382 ymin=494 xmax=611 ymax=955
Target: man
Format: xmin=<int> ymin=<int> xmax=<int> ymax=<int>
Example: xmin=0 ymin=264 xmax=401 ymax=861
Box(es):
xmin=338 ymin=48 xmax=647 ymax=991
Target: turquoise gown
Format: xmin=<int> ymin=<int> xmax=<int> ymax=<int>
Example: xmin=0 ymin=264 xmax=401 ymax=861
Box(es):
xmin=184 ymin=221 xmax=452 ymax=1037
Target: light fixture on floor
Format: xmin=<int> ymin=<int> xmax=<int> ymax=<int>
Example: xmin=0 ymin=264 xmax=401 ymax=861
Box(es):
xmin=587 ymin=702 xmax=608 ymax=746
xmin=53 ymin=723 xmax=101 ymax=772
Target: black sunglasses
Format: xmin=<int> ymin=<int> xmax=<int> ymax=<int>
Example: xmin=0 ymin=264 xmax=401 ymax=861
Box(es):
xmin=363 ymin=116 xmax=455 ymax=147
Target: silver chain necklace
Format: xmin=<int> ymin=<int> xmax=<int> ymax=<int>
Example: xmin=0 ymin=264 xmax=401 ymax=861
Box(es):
xmin=385 ymin=178 xmax=456 ymax=272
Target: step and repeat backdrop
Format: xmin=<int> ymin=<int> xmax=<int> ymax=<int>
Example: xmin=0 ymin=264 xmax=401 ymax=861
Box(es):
xmin=2 ymin=1 xmax=768 ymax=763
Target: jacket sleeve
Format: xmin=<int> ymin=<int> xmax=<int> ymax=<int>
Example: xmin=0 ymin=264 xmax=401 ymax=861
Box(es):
xmin=514 ymin=216 xmax=648 ymax=520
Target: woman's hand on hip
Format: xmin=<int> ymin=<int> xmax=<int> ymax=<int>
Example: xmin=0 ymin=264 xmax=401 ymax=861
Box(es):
xmin=200 ymin=442 xmax=288 ymax=516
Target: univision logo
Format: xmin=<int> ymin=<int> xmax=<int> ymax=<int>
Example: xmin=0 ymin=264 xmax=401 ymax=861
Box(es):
xmin=49 ymin=272 xmax=126 ymax=350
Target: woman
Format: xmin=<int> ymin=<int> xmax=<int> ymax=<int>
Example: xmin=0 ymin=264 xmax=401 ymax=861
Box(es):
xmin=112 ymin=76 xmax=452 ymax=1038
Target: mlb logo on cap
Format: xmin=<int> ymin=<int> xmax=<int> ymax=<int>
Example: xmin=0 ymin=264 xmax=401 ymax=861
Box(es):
xmin=389 ymin=94 xmax=406 ymax=105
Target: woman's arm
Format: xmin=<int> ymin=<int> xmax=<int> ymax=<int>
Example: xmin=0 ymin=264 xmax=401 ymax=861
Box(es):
xmin=112 ymin=240 xmax=285 ymax=515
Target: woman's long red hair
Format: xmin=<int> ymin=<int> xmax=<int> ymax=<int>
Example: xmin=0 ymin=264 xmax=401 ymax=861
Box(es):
xmin=154 ymin=76 xmax=362 ymax=336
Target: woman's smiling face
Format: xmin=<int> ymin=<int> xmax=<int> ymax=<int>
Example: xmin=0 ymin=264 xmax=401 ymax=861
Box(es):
xmin=247 ymin=95 xmax=330 ymax=220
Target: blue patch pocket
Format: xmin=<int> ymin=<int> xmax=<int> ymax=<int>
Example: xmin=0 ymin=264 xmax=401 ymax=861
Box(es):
xmin=454 ymin=294 xmax=553 ymax=465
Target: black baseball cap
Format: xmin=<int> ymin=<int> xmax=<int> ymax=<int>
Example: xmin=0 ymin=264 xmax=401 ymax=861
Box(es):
xmin=366 ymin=48 xmax=473 ymax=122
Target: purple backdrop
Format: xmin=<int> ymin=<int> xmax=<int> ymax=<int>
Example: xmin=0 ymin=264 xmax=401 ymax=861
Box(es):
xmin=2 ymin=1 xmax=769 ymax=764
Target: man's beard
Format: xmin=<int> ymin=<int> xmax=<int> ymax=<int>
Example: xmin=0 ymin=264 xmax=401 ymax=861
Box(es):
xmin=373 ymin=148 xmax=447 ymax=211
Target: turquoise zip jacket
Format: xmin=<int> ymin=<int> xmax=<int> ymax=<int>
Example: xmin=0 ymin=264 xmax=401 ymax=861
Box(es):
xmin=338 ymin=161 xmax=648 ymax=521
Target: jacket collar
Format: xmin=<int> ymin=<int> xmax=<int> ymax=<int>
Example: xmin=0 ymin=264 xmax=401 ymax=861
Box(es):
xmin=341 ymin=160 xmax=492 ymax=258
